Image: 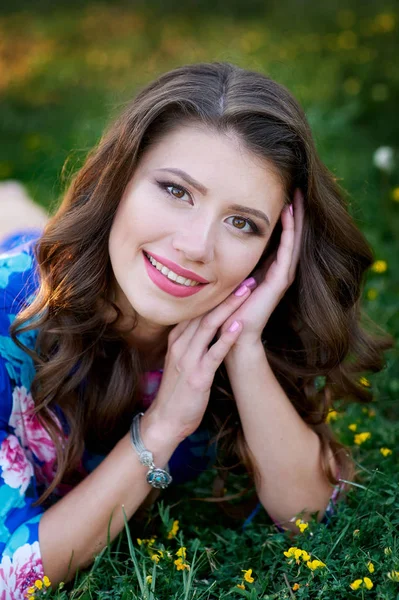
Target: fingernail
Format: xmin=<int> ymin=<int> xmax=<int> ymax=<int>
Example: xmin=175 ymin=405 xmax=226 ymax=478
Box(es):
xmin=228 ymin=320 xmax=240 ymax=332
xmin=234 ymin=284 xmax=249 ymax=297
xmin=289 ymin=204 xmax=293 ymax=216
xmin=242 ymin=277 xmax=257 ymax=289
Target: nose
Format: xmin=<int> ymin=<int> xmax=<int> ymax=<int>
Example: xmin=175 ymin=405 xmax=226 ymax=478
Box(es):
xmin=172 ymin=215 xmax=215 ymax=264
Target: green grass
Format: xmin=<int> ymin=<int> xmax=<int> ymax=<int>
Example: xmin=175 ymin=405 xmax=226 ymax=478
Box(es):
xmin=1 ymin=1 xmax=398 ymax=597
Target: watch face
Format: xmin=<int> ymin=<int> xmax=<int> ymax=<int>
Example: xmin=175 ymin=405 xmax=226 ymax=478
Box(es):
xmin=147 ymin=468 xmax=173 ymax=489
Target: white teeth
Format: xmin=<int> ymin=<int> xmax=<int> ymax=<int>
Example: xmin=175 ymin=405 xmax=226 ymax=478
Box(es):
xmin=145 ymin=253 xmax=201 ymax=287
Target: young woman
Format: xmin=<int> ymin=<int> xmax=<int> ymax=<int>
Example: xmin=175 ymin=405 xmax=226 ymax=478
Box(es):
xmin=0 ymin=62 xmax=392 ymax=597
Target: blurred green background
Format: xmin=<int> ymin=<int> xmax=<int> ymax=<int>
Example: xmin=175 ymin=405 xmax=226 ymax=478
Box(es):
xmin=0 ymin=0 xmax=398 ymax=378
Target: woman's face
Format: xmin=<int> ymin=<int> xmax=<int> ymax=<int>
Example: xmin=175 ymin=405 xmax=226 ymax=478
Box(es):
xmin=108 ymin=124 xmax=286 ymax=330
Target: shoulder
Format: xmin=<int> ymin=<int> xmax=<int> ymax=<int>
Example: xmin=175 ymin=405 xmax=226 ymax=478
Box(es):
xmin=0 ymin=230 xmax=41 ymax=316
xmin=0 ymin=231 xmax=41 ymax=403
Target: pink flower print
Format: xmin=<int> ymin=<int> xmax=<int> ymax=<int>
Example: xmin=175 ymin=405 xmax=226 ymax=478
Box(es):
xmin=9 ymin=386 xmax=59 ymax=464
xmin=139 ymin=371 xmax=163 ymax=410
xmin=0 ymin=436 xmax=33 ymax=495
xmin=0 ymin=541 xmax=43 ymax=599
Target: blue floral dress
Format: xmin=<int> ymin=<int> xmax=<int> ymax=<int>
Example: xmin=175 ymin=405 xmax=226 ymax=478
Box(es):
xmin=0 ymin=231 xmax=342 ymax=599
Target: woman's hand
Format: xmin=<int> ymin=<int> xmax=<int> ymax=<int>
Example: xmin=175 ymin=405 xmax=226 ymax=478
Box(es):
xmin=145 ymin=283 xmax=254 ymax=441
xmin=219 ymin=189 xmax=304 ymax=350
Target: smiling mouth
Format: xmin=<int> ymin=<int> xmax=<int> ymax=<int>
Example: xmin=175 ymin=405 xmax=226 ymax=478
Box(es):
xmin=143 ymin=252 xmax=204 ymax=287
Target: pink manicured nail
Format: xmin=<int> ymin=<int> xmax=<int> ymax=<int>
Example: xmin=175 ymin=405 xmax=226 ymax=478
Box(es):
xmin=234 ymin=284 xmax=249 ymax=297
xmin=242 ymin=277 xmax=257 ymax=289
xmin=228 ymin=320 xmax=240 ymax=332
xmin=289 ymin=204 xmax=294 ymax=216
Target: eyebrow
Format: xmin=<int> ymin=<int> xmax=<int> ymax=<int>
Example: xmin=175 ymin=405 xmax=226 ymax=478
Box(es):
xmin=155 ymin=167 xmax=271 ymax=227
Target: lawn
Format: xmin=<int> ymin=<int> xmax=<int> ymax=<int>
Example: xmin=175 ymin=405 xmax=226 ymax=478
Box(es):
xmin=0 ymin=1 xmax=398 ymax=597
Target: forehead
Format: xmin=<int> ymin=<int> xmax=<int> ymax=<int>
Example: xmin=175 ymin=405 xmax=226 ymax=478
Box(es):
xmin=137 ymin=124 xmax=285 ymax=210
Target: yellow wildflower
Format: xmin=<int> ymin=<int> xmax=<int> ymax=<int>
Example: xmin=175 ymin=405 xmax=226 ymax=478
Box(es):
xmin=367 ymin=288 xmax=378 ymax=300
xmin=176 ymin=547 xmax=187 ymax=560
xmin=284 ymin=546 xmax=298 ymax=558
xmin=384 ymin=547 xmax=392 ymax=555
xmin=26 ymin=587 xmax=36 ymax=595
xmin=242 ymin=568 xmax=255 ymax=583
xmin=387 ymin=571 xmax=399 ymax=582
xmin=350 ymin=579 xmax=363 ymax=590
xmin=174 ymin=557 xmax=190 ymax=571
xmin=43 ymin=576 xmax=51 ymax=587
xmin=167 ymin=519 xmax=179 ymax=539
xmin=151 ymin=554 xmax=160 ymax=563
xmin=364 ymin=577 xmax=373 ymax=590
xmin=146 ymin=575 xmax=153 ymax=584
xmin=371 ymin=260 xmax=387 ymax=273
xmin=380 ymin=447 xmax=392 ymax=457
xmin=306 ymin=559 xmax=326 ymax=570
xmin=354 ymin=432 xmax=371 ymax=445
xmin=301 ymin=550 xmax=311 ymax=561
xmin=295 ymin=519 xmax=309 ymax=533
xmin=348 ymin=423 xmax=357 ymax=431
xmin=359 ymin=377 xmax=371 ymax=387
xmin=367 ymin=562 xmax=375 ymax=573
xmin=34 ymin=580 xmax=43 ymax=590
xmin=237 ymin=582 xmax=245 ymax=590
xmin=292 ymin=583 xmax=300 ymax=591
xmin=326 ymin=410 xmax=338 ymax=423
xmin=392 ymin=187 xmax=399 ymax=202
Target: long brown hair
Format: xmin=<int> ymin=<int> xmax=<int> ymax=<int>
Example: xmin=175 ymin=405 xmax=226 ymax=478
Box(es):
xmin=11 ymin=62 xmax=393 ymax=508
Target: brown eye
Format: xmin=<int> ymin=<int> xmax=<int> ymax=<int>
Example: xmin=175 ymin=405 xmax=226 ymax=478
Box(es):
xmin=232 ymin=217 xmax=246 ymax=229
xmin=168 ymin=185 xmax=187 ymax=200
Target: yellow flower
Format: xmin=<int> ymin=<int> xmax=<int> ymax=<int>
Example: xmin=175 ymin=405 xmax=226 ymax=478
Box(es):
xmin=359 ymin=377 xmax=371 ymax=387
xmin=151 ymin=554 xmax=160 ymax=563
xmin=34 ymin=580 xmax=43 ymax=590
xmin=306 ymin=559 xmax=326 ymax=570
xmin=284 ymin=546 xmax=298 ymax=558
xmin=354 ymin=432 xmax=371 ymax=445
xmin=242 ymin=568 xmax=255 ymax=583
xmin=295 ymin=519 xmax=309 ymax=533
xmin=392 ymin=187 xmax=399 ymax=202
xmin=387 ymin=570 xmax=399 ymax=582
xmin=371 ymin=260 xmax=387 ymax=273
xmin=384 ymin=547 xmax=392 ymax=555
xmin=301 ymin=550 xmax=311 ymax=561
xmin=237 ymin=582 xmax=245 ymax=590
xmin=367 ymin=288 xmax=378 ymax=300
xmin=292 ymin=583 xmax=300 ymax=591
xmin=349 ymin=423 xmax=357 ymax=431
xmin=363 ymin=577 xmax=373 ymax=590
xmin=137 ymin=538 xmax=142 ymax=545
xmin=367 ymin=561 xmax=374 ymax=573
xmin=326 ymin=410 xmax=338 ymax=423
xmin=174 ymin=558 xmax=190 ymax=571
xmin=43 ymin=576 xmax=51 ymax=587
xmin=146 ymin=575 xmax=153 ymax=584
xmin=167 ymin=519 xmax=179 ymax=539
xmin=350 ymin=579 xmax=363 ymax=590
xmin=380 ymin=447 xmax=392 ymax=457
xmin=176 ymin=547 xmax=187 ymax=560
xmin=26 ymin=587 xmax=36 ymax=595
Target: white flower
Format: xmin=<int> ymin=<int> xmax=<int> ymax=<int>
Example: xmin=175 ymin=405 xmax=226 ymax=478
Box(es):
xmin=373 ymin=146 xmax=394 ymax=172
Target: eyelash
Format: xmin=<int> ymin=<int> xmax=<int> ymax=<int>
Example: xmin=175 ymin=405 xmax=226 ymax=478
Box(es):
xmin=155 ymin=180 xmax=261 ymax=235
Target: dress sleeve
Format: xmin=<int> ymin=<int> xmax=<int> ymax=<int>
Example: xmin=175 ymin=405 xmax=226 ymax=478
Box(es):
xmin=0 ymin=314 xmax=45 ymax=597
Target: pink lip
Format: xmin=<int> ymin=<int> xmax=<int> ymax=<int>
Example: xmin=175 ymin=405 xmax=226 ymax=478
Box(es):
xmin=144 ymin=251 xmax=209 ymax=284
xmin=143 ymin=252 xmax=208 ymax=298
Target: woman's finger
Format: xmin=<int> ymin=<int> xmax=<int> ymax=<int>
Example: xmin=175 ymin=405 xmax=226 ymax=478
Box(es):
xmin=288 ymin=189 xmax=304 ymax=281
xmin=172 ymin=284 xmax=252 ymax=362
